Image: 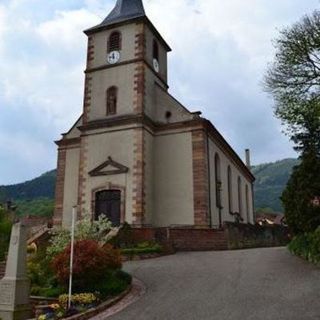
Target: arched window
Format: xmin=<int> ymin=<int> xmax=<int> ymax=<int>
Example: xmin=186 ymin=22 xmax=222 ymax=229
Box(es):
xmin=153 ymin=40 xmax=159 ymax=61
xmin=106 ymin=86 xmax=118 ymax=115
xmin=238 ymin=177 xmax=243 ymax=216
xmin=215 ymin=153 xmax=222 ymax=208
xmin=227 ymin=166 xmax=233 ymax=213
xmin=108 ymin=31 xmax=121 ymax=52
xmin=246 ymin=185 xmax=250 ymax=223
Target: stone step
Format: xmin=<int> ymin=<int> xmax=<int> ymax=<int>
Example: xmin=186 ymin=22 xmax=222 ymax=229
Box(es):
xmin=27 ymin=227 xmax=49 ymax=246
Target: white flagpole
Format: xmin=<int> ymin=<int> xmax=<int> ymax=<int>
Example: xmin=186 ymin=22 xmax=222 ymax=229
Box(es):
xmin=68 ymin=206 xmax=77 ymax=309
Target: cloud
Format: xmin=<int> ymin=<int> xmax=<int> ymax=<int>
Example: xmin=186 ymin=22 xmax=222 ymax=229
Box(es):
xmin=0 ymin=5 xmax=7 ymax=52
xmin=36 ymin=9 xmax=99 ymax=49
xmin=146 ymin=0 xmax=318 ymax=164
xmin=0 ymin=0 xmax=319 ymax=184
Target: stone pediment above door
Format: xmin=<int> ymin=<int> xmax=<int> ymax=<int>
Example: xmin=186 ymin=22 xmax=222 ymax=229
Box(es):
xmin=88 ymin=157 xmax=129 ymax=176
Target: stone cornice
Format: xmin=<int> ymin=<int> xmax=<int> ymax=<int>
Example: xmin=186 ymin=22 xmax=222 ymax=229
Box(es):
xmin=55 ymin=137 xmax=81 ymax=147
xmin=75 ymin=113 xmax=255 ymax=182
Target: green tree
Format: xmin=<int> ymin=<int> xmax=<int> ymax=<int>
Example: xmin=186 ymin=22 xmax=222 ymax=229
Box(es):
xmin=0 ymin=205 xmax=12 ymax=260
xmin=282 ymin=152 xmax=320 ymax=234
xmin=264 ymin=10 xmax=320 ymax=233
xmin=264 ymin=10 xmax=320 ymax=155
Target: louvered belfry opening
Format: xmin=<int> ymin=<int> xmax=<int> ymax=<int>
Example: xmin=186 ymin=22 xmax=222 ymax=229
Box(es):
xmin=108 ymin=31 xmax=121 ymax=52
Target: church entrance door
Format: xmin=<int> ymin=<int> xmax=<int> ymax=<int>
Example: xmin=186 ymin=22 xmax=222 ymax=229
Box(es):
xmin=95 ymin=190 xmax=121 ymax=226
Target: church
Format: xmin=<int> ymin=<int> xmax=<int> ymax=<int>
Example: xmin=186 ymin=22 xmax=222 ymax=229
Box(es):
xmin=53 ymin=0 xmax=255 ymax=231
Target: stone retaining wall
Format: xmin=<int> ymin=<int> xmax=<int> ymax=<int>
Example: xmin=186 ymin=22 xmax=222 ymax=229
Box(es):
xmin=131 ymin=227 xmax=228 ymax=251
xmin=224 ymin=222 xmax=290 ymax=249
xmin=131 ymin=224 xmax=289 ymax=251
xmin=168 ymin=228 xmax=228 ymax=251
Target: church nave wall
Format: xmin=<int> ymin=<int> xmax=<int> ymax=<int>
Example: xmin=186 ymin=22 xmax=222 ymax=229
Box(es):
xmin=208 ymin=138 xmax=254 ymax=227
xmin=152 ymin=131 xmax=194 ymax=227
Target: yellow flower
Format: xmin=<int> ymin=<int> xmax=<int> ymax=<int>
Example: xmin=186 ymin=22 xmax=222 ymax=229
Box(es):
xmin=38 ymin=315 xmax=46 ymax=320
xmin=50 ymin=304 xmax=60 ymax=310
xmin=58 ymin=293 xmax=97 ymax=307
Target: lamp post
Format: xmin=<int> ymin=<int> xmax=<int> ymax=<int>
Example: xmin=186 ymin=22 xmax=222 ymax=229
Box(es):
xmin=68 ymin=206 xmax=77 ymax=309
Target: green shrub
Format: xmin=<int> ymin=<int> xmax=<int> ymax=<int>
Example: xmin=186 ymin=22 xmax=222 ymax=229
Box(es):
xmin=27 ymin=247 xmax=64 ymax=298
xmin=288 ymin=227 xmax=320 ymax=264
xmin=121 ymin=244 xmax=162 ymax=255
xmin=0 ymin=206 xmax=12 ymax=261
xmin=31 ymin=285 xmax=65 ymax=298
xmin=92 ymin=270 xmax=132 ymax=298
xmin=109 ymin=222 xmax=135 ymax=249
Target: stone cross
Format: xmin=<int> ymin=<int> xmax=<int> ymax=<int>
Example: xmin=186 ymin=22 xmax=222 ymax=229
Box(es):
xmin=0 ymin=222 xmax=31 ymax=320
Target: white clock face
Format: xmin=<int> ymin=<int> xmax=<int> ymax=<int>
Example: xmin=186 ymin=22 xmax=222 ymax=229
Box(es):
xmin=107 ymin=51 xmax=120 ymax=64
xmin=153 ymin=58 xmax=159 ymax=73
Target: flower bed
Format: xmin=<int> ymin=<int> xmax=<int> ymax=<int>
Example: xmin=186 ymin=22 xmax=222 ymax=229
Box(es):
xmin=27 ymin=215 xmax=132 ymax=320
xmin=35 ymin=285 xmax=132 ymax=320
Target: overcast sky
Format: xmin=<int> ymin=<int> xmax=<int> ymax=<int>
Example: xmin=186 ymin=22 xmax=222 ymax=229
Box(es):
xmin=0 ymin=0 xmax=319 ymax=185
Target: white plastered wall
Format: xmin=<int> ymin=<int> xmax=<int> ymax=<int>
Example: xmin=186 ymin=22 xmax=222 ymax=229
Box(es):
xmin=208 ymin=138 xmax=254 ymax=226
xmin=91 ymin=24 xmax=137 ymax=68
xmin=144 ymin=25 xmax=168 ymax=82
xmin=152 ymin=131 xmax=194 ymax=227
xmin=81 ymin=128 xmax=135 ymax=223
xmin=89 ymin=64 xmax=136 ymax=121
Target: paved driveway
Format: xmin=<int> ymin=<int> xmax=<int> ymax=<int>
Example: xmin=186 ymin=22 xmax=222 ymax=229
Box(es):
xmin=109 ymin=247 xmax=320 ymax=320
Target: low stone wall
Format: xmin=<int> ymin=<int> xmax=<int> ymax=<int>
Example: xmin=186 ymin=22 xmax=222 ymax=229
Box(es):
xmin=131 ymin=227 xmax=228 ymax=251
xmin=224 ymin=222 xmax=290 ymax=249
xmin=168 ymin=228 xmax=228 ymax=251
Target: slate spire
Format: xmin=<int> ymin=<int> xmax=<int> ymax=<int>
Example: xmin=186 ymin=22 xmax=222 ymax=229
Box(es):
xmin=85 ymin=0 xmax=146 ymax=34
xmin=84 ymin=0 xmax=171 ymax=51
xmin=102 ymin=0 xmax=146 ymax=26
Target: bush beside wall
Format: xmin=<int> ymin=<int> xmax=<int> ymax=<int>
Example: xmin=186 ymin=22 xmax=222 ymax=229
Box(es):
xmin=288 ymin=228 xmax=320 ymax=265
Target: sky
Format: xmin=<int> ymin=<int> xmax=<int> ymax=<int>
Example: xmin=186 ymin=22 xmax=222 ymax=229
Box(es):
xmin=0 ymin=0 xmax=319 ymax=185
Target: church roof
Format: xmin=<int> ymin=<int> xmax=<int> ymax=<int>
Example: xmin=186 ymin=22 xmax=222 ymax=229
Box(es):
xmin=84 ymin=0 xmax=171 ymax=51
xmin=85 ymin=0 xmax=146 ymax=33
xmin=103 ymin=0 xmax=146 ymax=26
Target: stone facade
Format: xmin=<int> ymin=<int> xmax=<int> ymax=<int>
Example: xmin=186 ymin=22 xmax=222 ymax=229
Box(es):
xmin=54 ymin=0 xmax=255 ymax=230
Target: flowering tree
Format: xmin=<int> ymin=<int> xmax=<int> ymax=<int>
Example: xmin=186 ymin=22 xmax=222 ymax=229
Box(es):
xmin=47 ymin=215 xmax=119 ymax=258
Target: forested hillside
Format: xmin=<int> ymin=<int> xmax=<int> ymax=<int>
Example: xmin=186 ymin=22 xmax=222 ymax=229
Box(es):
xmin=0 ymin=170 xmax=56 ymax=201
xmin=252 ymin=158 xmax=299 ymax=212
xmin=0 ymin=170 xmax=56 ymax=216
xmin=0 ymin=158 xmax=299 ymax=216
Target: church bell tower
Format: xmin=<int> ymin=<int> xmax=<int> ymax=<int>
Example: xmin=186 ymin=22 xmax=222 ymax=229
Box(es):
xmin=82 ymin=0 xmax=171 ymax=124
xmin=71 ymin=0 xmax=172 ymax=226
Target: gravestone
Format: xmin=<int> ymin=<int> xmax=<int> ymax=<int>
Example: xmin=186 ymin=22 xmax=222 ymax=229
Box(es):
xmin=0 ymin=222 xmax=31 ymax=320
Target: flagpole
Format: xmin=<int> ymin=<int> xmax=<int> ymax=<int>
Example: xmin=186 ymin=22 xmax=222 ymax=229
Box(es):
xmin=68 ymin=206 xmax=77 ymax=309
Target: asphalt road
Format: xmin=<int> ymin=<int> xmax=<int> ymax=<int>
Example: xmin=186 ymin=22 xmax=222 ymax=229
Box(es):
xmin=109 ymin=247 xmax=320 ymax=320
